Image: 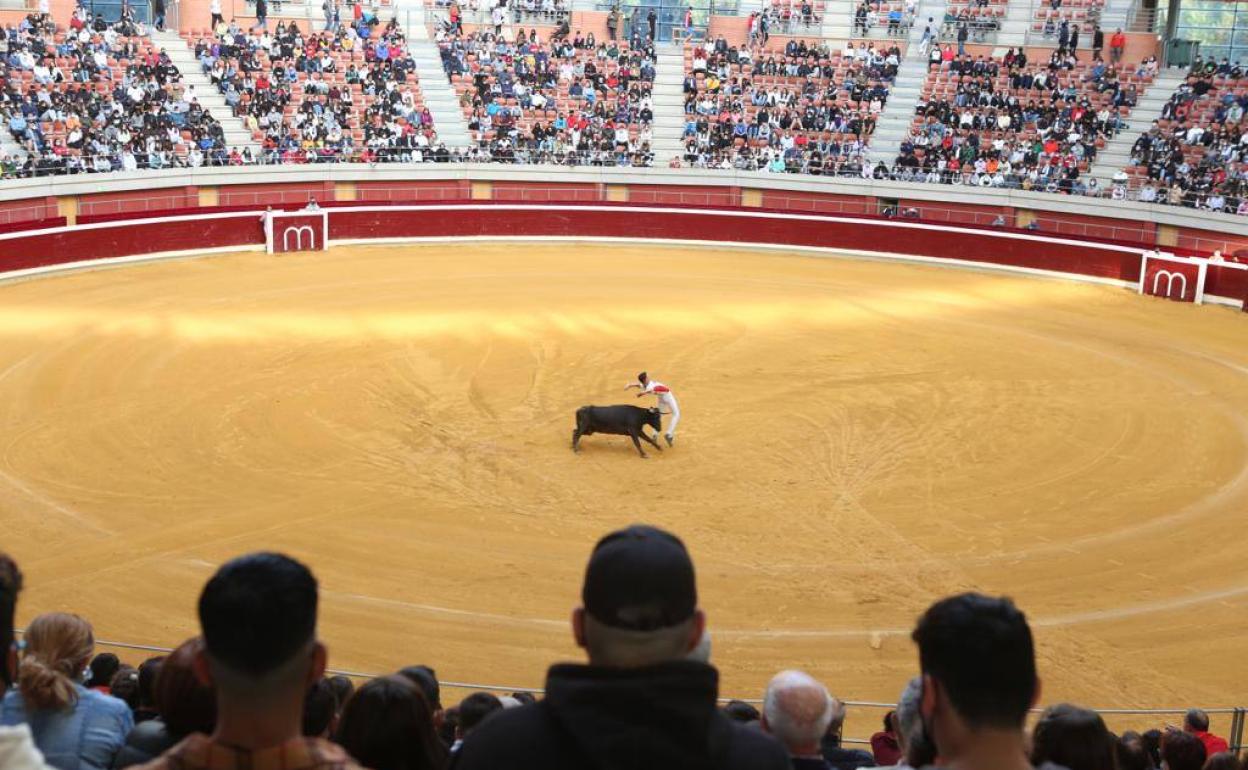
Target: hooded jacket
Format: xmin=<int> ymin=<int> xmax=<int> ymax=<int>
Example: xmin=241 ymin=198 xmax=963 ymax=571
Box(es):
xmin=451 ymin=660 xmax=790 ymax=770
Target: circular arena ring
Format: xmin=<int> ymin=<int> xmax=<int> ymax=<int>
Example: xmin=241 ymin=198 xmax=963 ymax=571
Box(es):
xmin=2 ymin=175 xmax=1247 ymax=741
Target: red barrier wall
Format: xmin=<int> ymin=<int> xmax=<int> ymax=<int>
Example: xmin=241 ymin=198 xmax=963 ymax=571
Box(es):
xmin=2 ymin=202 xmax=1244 ymax=310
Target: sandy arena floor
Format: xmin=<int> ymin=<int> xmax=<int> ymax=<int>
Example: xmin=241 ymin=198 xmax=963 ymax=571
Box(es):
xmin=2 ymin=242 xmax=1246 ymax=737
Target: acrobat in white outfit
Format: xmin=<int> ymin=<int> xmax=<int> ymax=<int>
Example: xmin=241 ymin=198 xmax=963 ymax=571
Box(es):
xmin=625 ymin=371 xmax=680 ymax=446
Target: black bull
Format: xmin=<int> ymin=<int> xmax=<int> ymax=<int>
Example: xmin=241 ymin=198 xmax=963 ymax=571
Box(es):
xmin=572 ymin=405 xmax=664 ymax=458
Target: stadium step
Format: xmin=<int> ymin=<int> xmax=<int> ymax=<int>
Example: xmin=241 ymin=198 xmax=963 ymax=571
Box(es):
xmin=866 ymin=41 xmax=933 ymax=167
xmin=152 ymin=30 xmax=263 ymax=155
xmin=1086 ymin=67 xmax=1189 ymax=186
xmin=0 ymin=124 xmax=25 ymax=164
xmin=650 ymin=48 xmax=687 ymax=165
xmin=405 ymin=37 xmax=474 ymax=149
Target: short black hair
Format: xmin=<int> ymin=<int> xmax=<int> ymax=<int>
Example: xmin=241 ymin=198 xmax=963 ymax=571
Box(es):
xmin=0 ymin=555 xmax=22 ymax=689
xmin=1029 ymin=704 xmax=1114 ymax=770
xmin=511 ymin=692 xmax=537 ymax=706
xmin=302 ymin=678 xmax=337 ymax=737
xmin=722 ymin=700 xmax=761 ymax=723
xmin=88 ymin=653 xmax=121 ymax=689
xmin=458 ymin=692 xmax=503 ymax=735
xmin=911 ymin=593 xmax=1036 ymax=729
xmin=137 ymin=656 xmax=165 ymax=709
xmin=327 ymin=675 xmax=355 ymax=715
xmin=397 ymin=665 xmax=441 ymax=711
xmin=198 ymin=552 xmax=318 ymax=677
xmin=1162 ymin=730 xmax=1207 ymax=770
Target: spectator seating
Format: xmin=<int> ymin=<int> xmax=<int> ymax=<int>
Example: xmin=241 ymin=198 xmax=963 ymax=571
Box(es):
xmin=1032 ymin=0 xmax=1104 ymax=40
xmin=187 ymin=17 xmax=437 ymax=164
xmin=1123 ymin=64 xmax=1248 ymax=212
xmin=942 ymin=0 xmax=1005 ymax=42
xmin=763 ymin=0 xmax=825 ymax=34
xmin=437 ymin=30 xmax=656 ymax=165
xmin=892 ymin=50 xmax=1151 ymax=194
xmin=680 ymin=39 xmax=897 ymax=173
xmin=851 ymin=1 xmax=914 ymax=39
xmin=1 ymin=11 xmax=232 ymax=173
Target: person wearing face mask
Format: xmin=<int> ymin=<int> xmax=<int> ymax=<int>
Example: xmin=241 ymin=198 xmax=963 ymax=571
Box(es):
xmin=0 ymin=611 xmax=132 ymax=770
xmin=910 ymin=593 xmax=1044 ymax=770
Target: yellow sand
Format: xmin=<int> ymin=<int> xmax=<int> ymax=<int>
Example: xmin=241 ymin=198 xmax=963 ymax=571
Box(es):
xmin=2 ymin=243 xmax=1246 ymax=740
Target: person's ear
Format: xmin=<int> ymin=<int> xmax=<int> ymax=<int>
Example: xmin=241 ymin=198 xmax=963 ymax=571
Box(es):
xmin=308 ymin=642 xmax=327 ymax=685
xmin=920 ymin=673 xmax=938 ymax=719
xmin=192 ymin=645 xmax=215 ymax=688
xmin=687 ymin=610 xmax=706 ymax=653
xmin=571 ymin=608 xmax=587 ymax=650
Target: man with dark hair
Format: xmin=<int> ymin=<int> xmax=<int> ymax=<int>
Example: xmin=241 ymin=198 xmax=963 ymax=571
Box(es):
xmin=0 ymin=553 xmax=53 ymax=770
xmin=134 ymin=657 xmax=165 ymax=724
xmin=452 ymin=525 xmax=789 ymax=770
xmin=452 ymin=693 xmax=503 ymax=753
xmin=301 ymin=679 xmax=337 ymax=738
xmin=1161 ymin=730 xmax=1206 ymax=770
xmin=397 ymin=664 xmax=446 ymax=742
xmin=1182 ymin=708 xmax=1228 ymax=757
xmin=911 ymin=592 xmax=1039 ymax=770
xmin=136 ymin=552 xmax=361 ymax=770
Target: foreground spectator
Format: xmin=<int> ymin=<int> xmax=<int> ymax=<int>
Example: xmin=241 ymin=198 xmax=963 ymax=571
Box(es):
xmin=870 ymin=710 xmax=902 ymax=766
xmin=88 ymin=655 xmax=122 ymax=695
xmin=302 ymin=679 xmax=338 ymax=739
xmin=0 ymin=554 xmax=53 ymax=770
xmin=1116 ymin=732 xmax=1151 ymax=770
xmin=1162 ymin=730 xmax=1207 ymax=770
xmin=113 ymin=639 xmax=216 ymax=769
xmin=452 ymin=693 xmax=501 ymax=753
xmin=1 ymin=613 xmax=132 ymax=770
xmin=820 ymin=698 xmax=873 ymax=770
xmin=131 ymin=658 xmax=164 ymax=725
xmin=1030 ymin=703 xmax=1115 ymax=770
xmin=911 ymin=593 xmax=1038 ymax=770
xmin=1184 ymin=709 xmax=1229 ymax=757
xmin=887 ymin=677 xmax=936 ymax=769
xmin=336 ymin=675 xmax=447 ymax=770
xmin=452 ymin=524 xmax=789 ymax=769
xmin=761 ymin=670 xmax=835 ymax=769
xmin=134 ymin=553 xmax=361 ymax=770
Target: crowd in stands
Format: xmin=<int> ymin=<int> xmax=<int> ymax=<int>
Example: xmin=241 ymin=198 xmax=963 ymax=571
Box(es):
xmin=3 ymin=9 xmax=1248 ymax=216
xmin=191 ymin=14 xmax=444 ymax=163
xmin=678 ymin=37 xmax=898 ymax=173
xmin=0 ymin=11 xmax=231 ymax=176
xmin=437 ymin=28 xmax=658 ymax=166
xmin=1120 ymin=56 xmax=1248 ymax=213
xmin=891 ymin=47 xmax=1150 ymax=196
xmin=2 ymin=525 xmax=1244 ymax=770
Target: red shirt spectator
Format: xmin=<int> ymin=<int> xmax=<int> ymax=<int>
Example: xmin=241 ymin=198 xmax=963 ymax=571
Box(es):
xmin=1193 ymin=730 xmax=1228 ymax=757
xmin=1110 ymin=31 xmax=1126 ymax=50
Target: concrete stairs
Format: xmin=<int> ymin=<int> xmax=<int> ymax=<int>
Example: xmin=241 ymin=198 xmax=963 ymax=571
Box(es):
xmin=405 ymin=36 xmax=474 ymax=148
xmin=1086 ymin=66 xmax=1185 ymax=185
xmin=650 ymin=45 xmax=686 ymax=166
xmin=152 ymin=30 xmax=262 ymax=154
xmin=990 ymin=0 xmax=1031 ymax=52
xmin=820 ymin=0 xmax=854 ymax=41
xmin=865 ymin=6 xmax=940 ymax=166
xmin=1099 ymin=0 xmax=1133 ymax=32
xmin=0 ymin=124 xmax=25 ymax=163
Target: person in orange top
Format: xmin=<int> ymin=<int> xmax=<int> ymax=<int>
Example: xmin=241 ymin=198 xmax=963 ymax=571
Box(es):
xmin=1109 ymin=28 xmax=1126 ymax=63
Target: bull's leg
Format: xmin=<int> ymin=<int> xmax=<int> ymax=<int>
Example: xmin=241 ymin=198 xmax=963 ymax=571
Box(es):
xmin=572 ymin=428 xmax=580 ymax=452
xmin=629 ymin=431 xmax=648 ymax=458
xmin=640 ymin=431 xmax=663 ymax=452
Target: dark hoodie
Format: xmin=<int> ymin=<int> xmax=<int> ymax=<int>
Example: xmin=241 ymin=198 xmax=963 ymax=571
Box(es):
xmin=451 ymin=660 xmax=790 ymax=770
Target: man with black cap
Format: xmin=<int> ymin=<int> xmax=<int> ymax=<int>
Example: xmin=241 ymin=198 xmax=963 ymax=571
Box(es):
xmin=451 ymin=525 xmax=789 ymax=770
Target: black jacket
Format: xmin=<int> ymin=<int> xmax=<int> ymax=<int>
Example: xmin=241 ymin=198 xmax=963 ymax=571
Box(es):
xmin=112 ymin=719 xmax=181 ymax=769
xmin=451 ymin=660 xmax=791 ymax=770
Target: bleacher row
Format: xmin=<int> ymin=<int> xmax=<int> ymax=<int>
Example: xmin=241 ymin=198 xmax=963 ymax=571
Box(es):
xmin=1 ymin=13 xmax=1246 ymax=213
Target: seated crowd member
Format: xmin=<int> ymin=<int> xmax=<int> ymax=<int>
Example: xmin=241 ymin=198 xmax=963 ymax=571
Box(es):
xmin=0 ymin=613 xmax=133 ymax=770
xmin=134 ymin=553 xmax=362 ymax=770
xmin=0 ymin=553 xmax=53 ymax=770
xmin=450 ymin=524 xmax=790 ymax=769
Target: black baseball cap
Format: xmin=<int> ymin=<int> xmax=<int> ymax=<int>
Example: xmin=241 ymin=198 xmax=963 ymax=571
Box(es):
xmin=582 ymin=525 xmax=697 ymax=631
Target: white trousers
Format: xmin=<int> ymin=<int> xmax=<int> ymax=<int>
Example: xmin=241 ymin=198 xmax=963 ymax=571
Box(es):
xmin=659 ymin=396 xmax=680 ymax=438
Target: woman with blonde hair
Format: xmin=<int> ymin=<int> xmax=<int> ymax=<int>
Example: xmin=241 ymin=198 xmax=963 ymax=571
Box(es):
xmin=0 ymin=613 xmax=132 ymax=770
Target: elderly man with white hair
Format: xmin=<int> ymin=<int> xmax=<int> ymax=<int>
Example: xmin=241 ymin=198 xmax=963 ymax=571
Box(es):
xmin=761 ymin=670 xmax=838 ymax=769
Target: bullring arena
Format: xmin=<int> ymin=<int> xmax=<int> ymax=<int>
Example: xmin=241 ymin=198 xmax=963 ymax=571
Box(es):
xmin=2 ymin=172 xmax=1248 ymax=743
